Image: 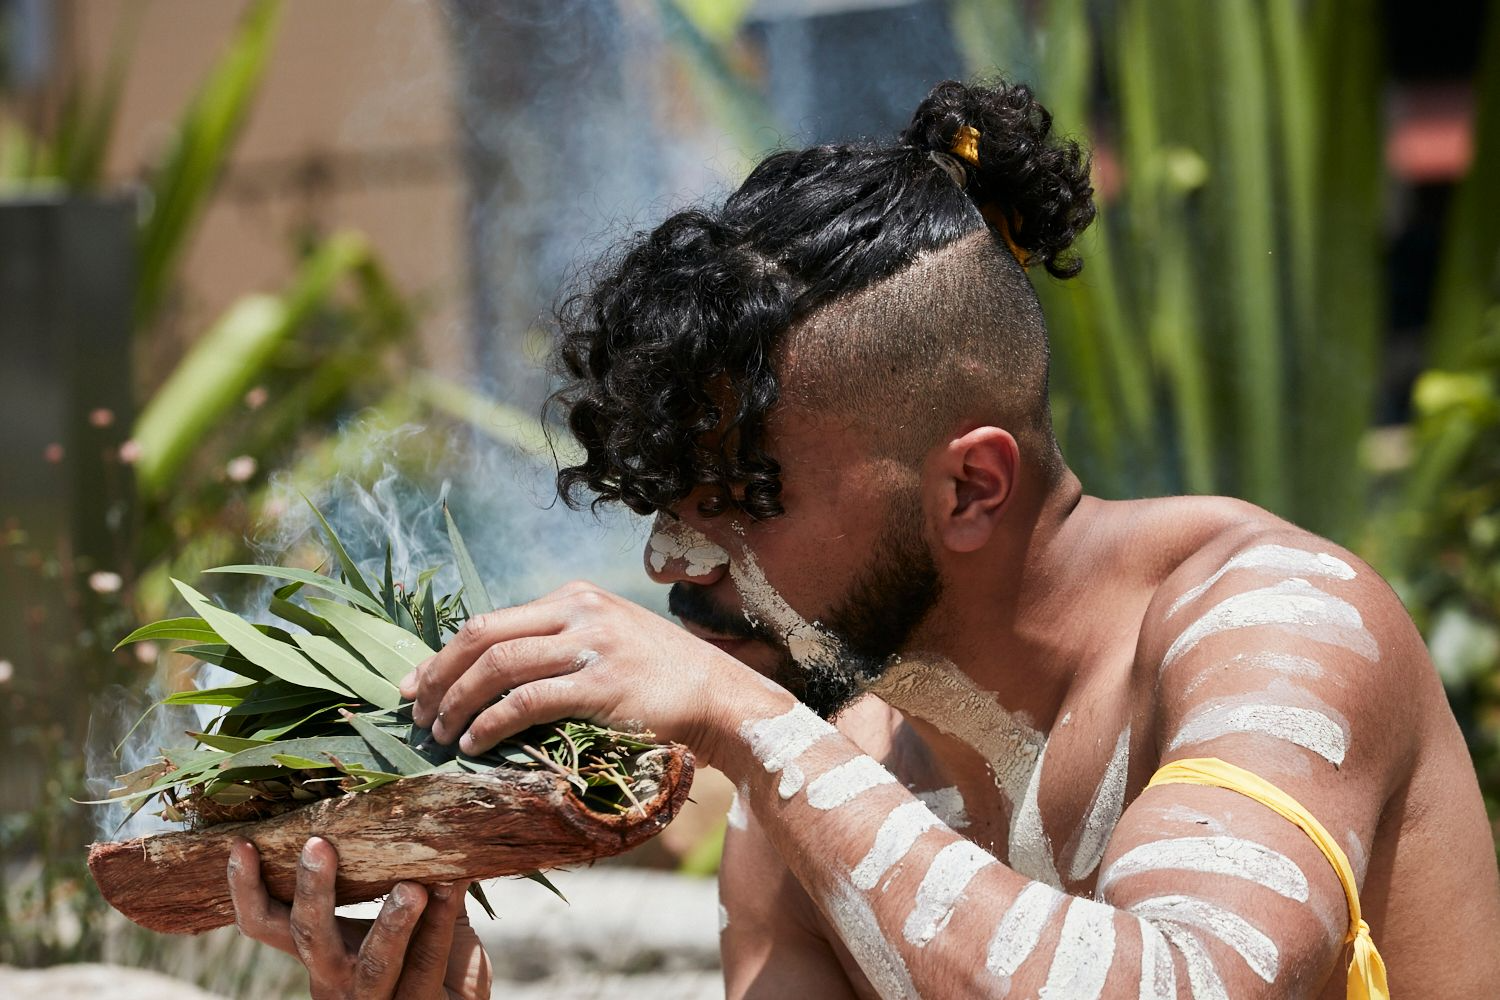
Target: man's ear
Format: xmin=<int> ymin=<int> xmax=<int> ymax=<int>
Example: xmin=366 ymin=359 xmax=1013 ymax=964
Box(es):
xmin=926 ymin=426 xmax=1019 ymax=553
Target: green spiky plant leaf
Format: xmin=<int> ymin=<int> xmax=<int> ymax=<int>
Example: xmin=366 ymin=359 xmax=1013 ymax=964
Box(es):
xmin=95 ymin=502 xmax=663 ymax=908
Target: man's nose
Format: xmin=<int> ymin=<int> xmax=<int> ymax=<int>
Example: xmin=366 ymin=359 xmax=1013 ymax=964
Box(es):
xmin=643 ymin=514 xmax=731 ymax=585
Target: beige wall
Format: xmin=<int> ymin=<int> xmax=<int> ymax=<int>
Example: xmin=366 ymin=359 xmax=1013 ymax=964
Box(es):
xmin=62 ymin=0 xmax=469 ymax=379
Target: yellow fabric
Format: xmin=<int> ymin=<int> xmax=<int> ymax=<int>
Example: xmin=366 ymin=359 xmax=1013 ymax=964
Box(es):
xmin=949 ymin=124 xmax=981 ymax=166
xmin=1146 ymin=757 xmax=1390 ymax=1000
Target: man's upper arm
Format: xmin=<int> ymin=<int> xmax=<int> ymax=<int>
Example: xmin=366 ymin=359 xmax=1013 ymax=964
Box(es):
xmin=719 ymin=787 xmax=861 ymax=1000
xmin=1098 ymin=531 xmax=1415 ymax=997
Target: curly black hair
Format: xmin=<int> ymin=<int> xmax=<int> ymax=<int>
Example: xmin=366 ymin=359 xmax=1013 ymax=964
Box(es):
xmin=548 ymin=78 xmax=1095 ymax=520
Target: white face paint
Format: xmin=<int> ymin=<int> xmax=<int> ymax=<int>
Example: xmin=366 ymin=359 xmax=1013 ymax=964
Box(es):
xmin=1161 ymin=578 xmax=1379 ymax=674
xmin=728 ymin=544 xmax=841 ymax=667
xmin=1169 ymin=689 xmax=1349 ymax=767
xmin=740 ymin=704 xmax=837 ymax=799
xmin=648 ymin=518 xmax=730 ymax=577
xmin=1153 ymin=921 xmax=1228 ymax=1000
xmin=1167 ymin=544 xmax=1356 ymax=619
xmin=726 ymin=784 xmax=749 ymax=831
xmin=853 ymin=800 xmax=942 ymax=891
xmin=807 ymin=755 xmax=897 ymax=810
xmin=1007 ymin=739 xmax=1060 ymax=887
xmin=1129 ymin=895 xmax=1278 ymax=983
xmin=901 ymin=840 xmax=996 ymax=947
xmin=1136 ymin=918 xmax=1179 ymax=1000
xmin=914 ymin=786 xmax=969 ymax=830
xmin=1064 ymin=725 xmax=1132 ymax=882
xmin=985 ymin=881 xmax=1066 ymax=985
xmin=1099 ymin=836 xmax=1309 ymax=903
xmin=1041 ymin=896 xmax=1117 ymax=1000
xmin=870 ymin=657 xmax=1045 ymax=807
xmin=1182 ymin=650 xmax=1325 ymax=697
xmin=823 ymin=876 xmax=919 ymax=1000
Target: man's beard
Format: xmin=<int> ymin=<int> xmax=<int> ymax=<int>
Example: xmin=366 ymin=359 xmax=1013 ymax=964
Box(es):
xmin=668 ymin=505 xmax=941 ymax=720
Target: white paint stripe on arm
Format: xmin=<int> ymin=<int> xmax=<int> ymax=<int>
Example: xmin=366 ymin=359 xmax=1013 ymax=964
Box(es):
xmin=1041 ymin=896 xmax=1117 ymax=1000
xmin=1136 ymin=918 xmax=1179 ymax=1000
xmin=1160 ymin=578 xmax=1379 ymax=674
xmin=1168 ymin=702 xmax=1348 ymax=766
xmin=1098 ymin=836 xmax=1309 ymax=902
xmin=1154 ymin=921 xmax=1229 ymax=1000
xmin=984 ymin=880 xmax=1066 ymax=982
xmin=740 ymin=703 xmax=837 ymax=799
xmin=902 ymin=840 xmax=997 ymax=947
xmin=1130 ymin=895 xmax=1278 ymax=983
xmin=853 ymin=800 xmax=943 ymax=890
xmin=1167 ymin=544 xmax=1356 ymax=619
xmin=807 ymin=755 xmax=897 ymax=810
xmin=1065 ymin=725 xmax=1132 ymax=881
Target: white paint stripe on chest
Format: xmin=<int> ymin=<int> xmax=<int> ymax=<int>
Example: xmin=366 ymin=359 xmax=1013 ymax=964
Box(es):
xmin=984 ymin=880 xmax=1066 ymax=982
xmin=726 ymin=784 xmax=749 ymax=830
xmin=1007 ymin=738 xmax=1060 ymax=887
xmin=902 ymin=840 xmax=996 ymax=947
xmin=869 ymin=657 xmax=1045 ymax=807
xmin=807 ymin=755 xmax=897 ymax=810
xmin=1130 ymin=895 xmax=1278 ymax=983
xmin=1153 ymin=921 xmax=1228 ymax=1000
xmin=1167 ymin=544 xmax=1356 ymax=619
xmin=740 ymin=703 xmax=837 ymax=798
xmin=1169 ymin=702 xmax=1348 ymax=766
xmin=1065 ymin=725 xmax=1132 ymax=881
xmin=824 ymin=876 xmax=919 ymax=1000
xmin=1136 ymin=918 xmax=1179 ymax=1000
xmin=1161 ymin=578 xmax=1379 ymax=673
xmin=914 ymin=786 xmax=969 ymax=830
xmin=1183 ymin=650 xmax=1325 ymax=697
xmin=1099 ymin=836 xmax=1309 ymax=902
xmin=1041 ymin=896 xmax=1117 ymax=1000
xmin=854 ymin=799 xmax=943 ymax=890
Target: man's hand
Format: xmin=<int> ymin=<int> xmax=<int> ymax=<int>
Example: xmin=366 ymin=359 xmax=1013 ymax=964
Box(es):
xmin=226 ymin=837 xmax=492 ymax=1000
xmin=399 ymin=581 xmax=772 ymax=765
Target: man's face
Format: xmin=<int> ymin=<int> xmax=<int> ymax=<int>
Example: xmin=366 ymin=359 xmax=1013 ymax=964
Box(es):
xmin=645 ymin=407 xmax=943 ymax=718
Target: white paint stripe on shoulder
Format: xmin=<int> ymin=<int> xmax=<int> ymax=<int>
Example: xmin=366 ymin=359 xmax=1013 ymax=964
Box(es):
xmin=1136 ymin=918 xmax=1179 ymax=1000
xmin=1042 ymin=896 xmax=1117 ymax=1000
xmin=1167 ymin=544 xmax=1356 ymax=619
xmin=1066 ymin=725 xmax=1132 ymax=881
xmin=825 ymin=877 xmax=919 ymax=1000
xmin=914 ymin=786 xmax=969 ymax=830
xmin=854 ymin=800 xmax=943 ymax=891
xmin=1098 ymin=836 xmax=1309 ymax=902
xmin=1161 ymin=578 xmax=1379 ymax=674
xmin=1182 ymin=650 xmax=1325 ymax=697
xmin=1007 ymin=739 xmax=1060 ymax=887
xmin=807 ymin=755 xmax=897 ymax=810
xmin=740 ymin=703 xmax=837 ymax=799
xmin=902 ymin=840 xmax=997 ymax=947
xmin=1130 ymin=895 xmax=1278 ymax=983
xmin=984 ymin=881 xmax=1066 ymax=982
xmin=1154 ymin=921 xmax=1229 ymax=1000
xmin=1168 ymin=702 xmax=1348 ymax=766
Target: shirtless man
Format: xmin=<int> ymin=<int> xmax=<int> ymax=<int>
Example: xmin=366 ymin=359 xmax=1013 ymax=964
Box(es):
xmin=226 ymin=80 xmax=1500 ymax=998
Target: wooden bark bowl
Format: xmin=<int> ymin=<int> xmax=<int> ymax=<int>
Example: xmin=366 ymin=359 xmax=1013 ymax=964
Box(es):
xmin=87 ymin=745 xmax=694 ymax=935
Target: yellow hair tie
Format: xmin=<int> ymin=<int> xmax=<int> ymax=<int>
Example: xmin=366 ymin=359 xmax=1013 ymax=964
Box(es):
xmin=950 ymin=124 xmax=981 ymax=167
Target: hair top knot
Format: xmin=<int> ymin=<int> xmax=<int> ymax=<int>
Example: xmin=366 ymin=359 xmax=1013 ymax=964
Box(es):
xmin=949 ymin=124 xmax=981 ymax=166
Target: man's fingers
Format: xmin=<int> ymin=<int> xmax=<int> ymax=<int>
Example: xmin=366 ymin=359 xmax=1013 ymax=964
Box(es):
xmin=406 ymin=602 xmax=570 ymax=725
xmin=352 ymin=882 xmax=428 ymax=997
xmin=429 ymin=635 xmax=586 ymax=744
xmin=226 ymin=839 xmax=295 ymax=954
xmin=289 ymin=837 xmax=348 ymax=983
xmin=393 ymin=881 xmax=470 ymax=1000
xmin=458 ymin=677 xmax=590 ymax=754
